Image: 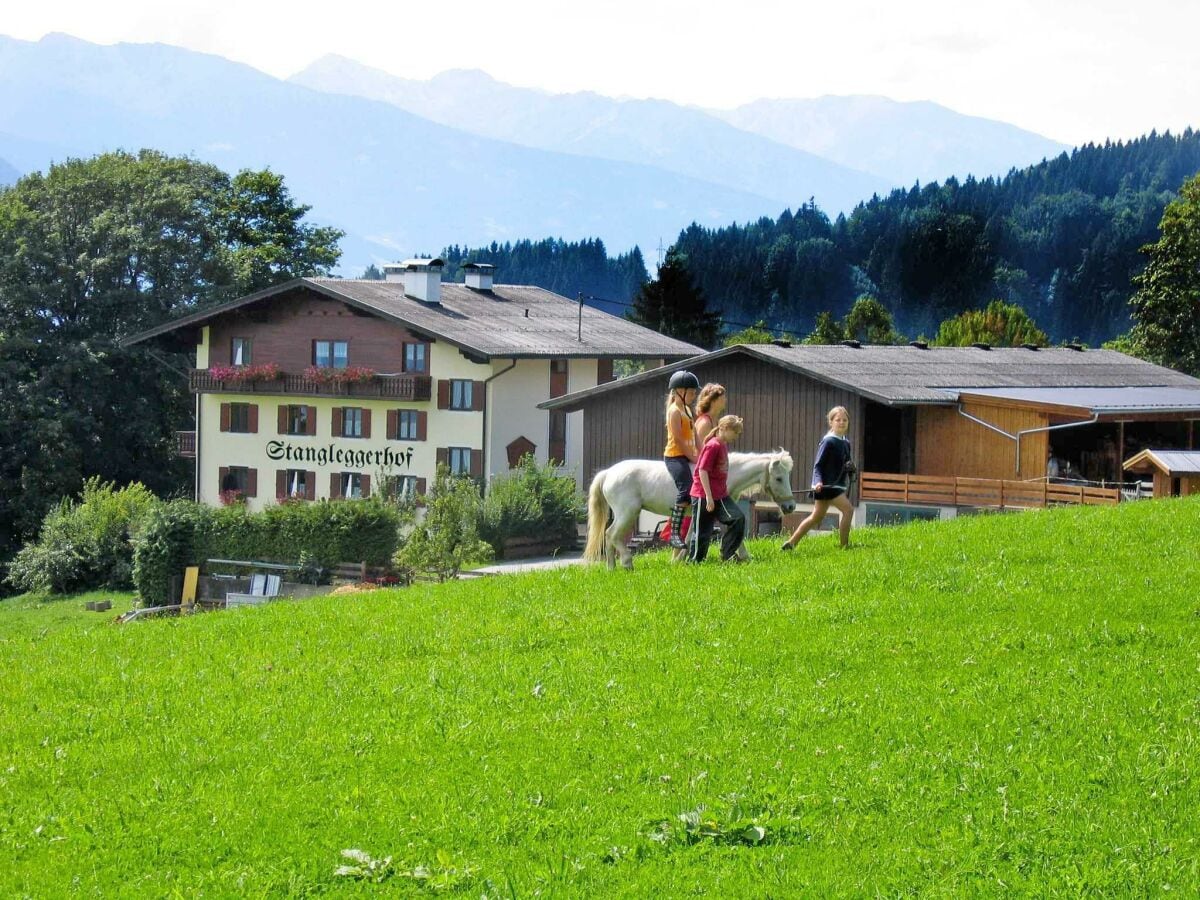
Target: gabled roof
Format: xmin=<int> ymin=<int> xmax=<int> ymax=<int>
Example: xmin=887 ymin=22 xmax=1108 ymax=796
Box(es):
xmin=1123 ymin=449 xmax=1200 ymax=476
xmin=123 ymin=277 xmax=703 ymax=360
xmin=540 ymin=343 xmax=1200 ymax=410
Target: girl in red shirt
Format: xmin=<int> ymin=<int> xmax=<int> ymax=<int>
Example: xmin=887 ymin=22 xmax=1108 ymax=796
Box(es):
xmin=688 ymin=415 xmax=747 ymax=563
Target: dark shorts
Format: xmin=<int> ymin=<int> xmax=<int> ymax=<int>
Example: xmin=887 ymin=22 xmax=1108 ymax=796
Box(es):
xmin=813 ymin=486 xmax=846 ymax=502
xmin=664 ymin=456 xmax=692 ymax=505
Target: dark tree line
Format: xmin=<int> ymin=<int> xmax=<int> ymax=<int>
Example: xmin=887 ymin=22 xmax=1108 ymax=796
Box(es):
xmin=671 ymin=130 xmax=1200 ymax=344
xmin=438 ymin=238 xmax=648 ymax=312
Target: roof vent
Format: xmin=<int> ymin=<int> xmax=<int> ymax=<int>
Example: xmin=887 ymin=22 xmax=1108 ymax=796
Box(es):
xmin=381 ymin=263 xmax=405 ymax=284
xmin=1066 ymin=342 xmax=1085 ymax=352
xmin=840 ymin=339 xmax=861 ymax=349
xmin=1021 ymin=342 xmax=1040 ymax=351
xmin=971 ymin=342 xmax=992 ymax=351
xmin=463 ymin=261 xmax=495 ymax=291
xmin=399 ymin=258 xmax=444 ymax=304
xmin=771 ymin=338 xmax=792 ymax=348
xmin=909 ymin=340 xmax=929 ymax=350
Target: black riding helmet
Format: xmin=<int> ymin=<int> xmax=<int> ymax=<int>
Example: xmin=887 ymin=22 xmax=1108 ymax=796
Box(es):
xmin=668 ymin=370 xmax=700 ymax=391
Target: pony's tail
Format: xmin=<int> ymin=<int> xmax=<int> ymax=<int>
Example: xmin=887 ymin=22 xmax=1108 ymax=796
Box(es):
xmin=583 ymin=468 xmax=610 ymax=563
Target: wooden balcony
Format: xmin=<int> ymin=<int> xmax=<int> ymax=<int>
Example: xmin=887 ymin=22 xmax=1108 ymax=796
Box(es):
xmin=189 ymin=370 xmax=432 ymax=402
xmin=176 ymin=430 xmax=196 ymax=458
xmin=860 ymin=471 xmax=1121 ymax=509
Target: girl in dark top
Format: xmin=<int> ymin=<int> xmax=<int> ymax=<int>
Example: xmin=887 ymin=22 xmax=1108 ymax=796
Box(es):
xmin=782 ymin=405 xmax=856 ymax=551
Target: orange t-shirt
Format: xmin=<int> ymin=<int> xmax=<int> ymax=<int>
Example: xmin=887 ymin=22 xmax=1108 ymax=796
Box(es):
xmin=664 ymin=407 xmax=694 ymax=458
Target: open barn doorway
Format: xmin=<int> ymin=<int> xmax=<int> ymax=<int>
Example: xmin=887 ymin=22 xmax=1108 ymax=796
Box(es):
xmin=863 ymin=401 xmax=915 ymax=474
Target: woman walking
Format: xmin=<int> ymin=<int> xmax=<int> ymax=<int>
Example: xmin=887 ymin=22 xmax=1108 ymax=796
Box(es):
xmin=663 ymin=370 xmax=700 ymax=549
xmin=693 ymin=383 xmax=727 ymax=447
xmin=782 ymin=406 xmax=856 ymax=551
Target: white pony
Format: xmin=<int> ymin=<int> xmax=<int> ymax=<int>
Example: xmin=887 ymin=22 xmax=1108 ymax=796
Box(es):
xmin=584 ymin=451 xmax=797 ymax=569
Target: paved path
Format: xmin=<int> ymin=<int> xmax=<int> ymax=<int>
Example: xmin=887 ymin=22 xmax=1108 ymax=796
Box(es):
xmin=467 ymin=552 xmax=586 ymax=576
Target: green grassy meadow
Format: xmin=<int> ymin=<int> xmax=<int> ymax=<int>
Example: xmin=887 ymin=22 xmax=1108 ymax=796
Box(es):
xmin=2 ymin=499 xmax=1199 ymax=896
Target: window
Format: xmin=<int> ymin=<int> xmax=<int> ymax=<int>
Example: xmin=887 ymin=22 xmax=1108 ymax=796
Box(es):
xmin=231 ymin=337 xmax=252 ymax=366
xmin=549 ymin=410 xmax=567 ymax=464
xmin=448 ymin=447 xmax=472 ymax=476
xmin=550 ymin=358 xmax=569 ymax=375
xmin=396 ymin=475 xmax=418 ymax=498
xmin=404 ymin=342 xmax=428 ymax=373
xmin=341 ymin=472 xmax=365 ymax=499
xmin=397 ymin=409 xmax=420 ymax=440
xmin=313 ymin=340 xmax=349 ymax=368
xmin=285 ymin=469 xmax=309 ymax=499
xmin=229 ymin=403 xmax=251 ymax=434
xmin=221 ymin=466 xmax=250 ymax=493
xmin=287 ymin=405 xmax=309 ymax=435
xmin=342 ymin=407 xmax=363 ymax=438
xmin=450 ymin=379 xmax=474 ymax=410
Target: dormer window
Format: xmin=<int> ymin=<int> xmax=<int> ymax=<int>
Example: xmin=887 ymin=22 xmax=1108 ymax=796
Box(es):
xmin=231 ymin=337 xmax=252 ymax=366
xmin=403 ymin=341 xmax=428 ymax=373
xmin=313 ymin=340 xmax=349 ymax=368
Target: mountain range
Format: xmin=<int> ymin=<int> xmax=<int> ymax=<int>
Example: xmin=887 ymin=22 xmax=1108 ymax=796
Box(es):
xmin=0 ymin=33 xmax=1069 ymax=272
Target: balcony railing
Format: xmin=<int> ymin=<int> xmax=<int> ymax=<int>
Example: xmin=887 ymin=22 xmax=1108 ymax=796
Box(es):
xmin=189 ymin=370 xmax=432 ymax=402
xmin=860 ymin=471 xmax=1122 ymax=509
xmin=176 ymin=430 xmax=196 ymax=458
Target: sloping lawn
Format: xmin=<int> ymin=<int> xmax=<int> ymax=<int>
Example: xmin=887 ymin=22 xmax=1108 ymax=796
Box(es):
xmin=2 ymin=498 xmax=1198 ymax=896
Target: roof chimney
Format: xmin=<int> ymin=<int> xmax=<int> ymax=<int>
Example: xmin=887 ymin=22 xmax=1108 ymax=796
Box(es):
xmin=909 ymin=340 xmax=929 ymax=350
xmin=463 ymin=262 xmax=495 ymax=291
xmin=840 ymin=339 xmax=861 ymax=349
xmin=399 ymin=258 xmax=444 ymax=304
xmin=381 ymin=263 xmax=405 ymax=283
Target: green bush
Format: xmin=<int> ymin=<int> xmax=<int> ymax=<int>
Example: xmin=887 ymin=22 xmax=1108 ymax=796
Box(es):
xmin=132 ymin=499 xmax=402 ymax=606
xmin=478 ymin=455 xmax=581 ymax=557
xmin=394 ymin=466 xmax=491 ymax=582
xmin=6 ymin=479 xmax=159 ymax=595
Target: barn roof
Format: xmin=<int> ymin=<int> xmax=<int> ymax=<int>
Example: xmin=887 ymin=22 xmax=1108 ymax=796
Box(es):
xmin=123 ymin=277 xmax=703 ymax=361
xmin=540 ymin=343 xmax=1200 ymax=410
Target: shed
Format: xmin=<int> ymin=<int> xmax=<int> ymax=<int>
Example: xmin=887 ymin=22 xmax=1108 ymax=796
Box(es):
xmin=1122 ymin=449 xmax=1200 ymax=498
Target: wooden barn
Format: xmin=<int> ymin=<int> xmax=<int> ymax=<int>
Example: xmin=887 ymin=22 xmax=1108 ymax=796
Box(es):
xmin=541 ymin=342 xmax=1200 ymax=524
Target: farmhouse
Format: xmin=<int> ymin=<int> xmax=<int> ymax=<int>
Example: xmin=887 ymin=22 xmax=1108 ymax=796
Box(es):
xmin=540 ymin=342 xmax=1200 ymax=524
xmin=125 ymin=260 xmax=701 ymax=509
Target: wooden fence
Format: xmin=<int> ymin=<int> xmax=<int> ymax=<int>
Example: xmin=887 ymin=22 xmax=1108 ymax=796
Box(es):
xmin=860 ymin=472 xmax=1121 ymax=509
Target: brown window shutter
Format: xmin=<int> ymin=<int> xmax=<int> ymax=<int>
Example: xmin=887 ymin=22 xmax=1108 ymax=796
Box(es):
xmin=470 ymin=449 xmax=483 ymax=477
xmin=472 ymin=381 xmax=485 ymax=411
xmin=307 ymin=406 xmax=317 ymax=436
xmin=220 ymin=403 xmax=231 ymax=432
xmin=247 ymin=469 xmax=258 ymax=498
xmin=436 ymin=447 xmax=448 ymax=468
xmin=219 ymin=466 xmax=229 ymax=488
xmin=248 ymin=404 xmax=259 ymax=434
xmin=330 ymin=472 xmax=342 ymax=499
xmin=437 ymin=379 xmax=450 ymax=409
xmin=277 ymin=406 xmax=287 ymax=434
xmin=387 ymin=409 xmax=398 ymax=440
xmin=305 ymin=472 xmax=316 ymax=501
xmin=276 ymin=470 xmax=287 ymax=500
xmin=361 ymin=474 xmax=371 ymax=498
xmin=331 ymin=407 xmax=343 ymax=437
xmin=362 ymin=409 xmax=372 ymax=439
xmin=417 ymin=410 xmax=428 ymax=441
xmin=597 ymin=358 xmax=614 ymax=384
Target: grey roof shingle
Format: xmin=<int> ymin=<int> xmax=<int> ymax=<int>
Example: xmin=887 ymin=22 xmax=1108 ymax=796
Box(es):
xmin=541 ymin=343 xmax=1200 ymax=410
xmin=956 ymin=386 xmax=1200 ymax=413
xmin=1123 ymin=450 xmax=1200 ymax=475
xmin=123 ymin=277 xmax=703 ymax=360
xmin=309 ymin=279 xmax=702 ymax=358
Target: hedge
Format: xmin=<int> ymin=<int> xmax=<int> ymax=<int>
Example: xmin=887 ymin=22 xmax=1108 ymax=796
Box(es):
xmin=132 ymin=499 xmax=401 ymax=606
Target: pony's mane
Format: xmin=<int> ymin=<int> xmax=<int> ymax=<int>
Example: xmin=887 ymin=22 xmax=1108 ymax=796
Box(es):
xmin=729 ymin=449 xmax=793 ymax=468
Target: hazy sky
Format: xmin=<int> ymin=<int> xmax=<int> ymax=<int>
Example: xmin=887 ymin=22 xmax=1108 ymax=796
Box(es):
xmin=4 ymin=0 xmax=1198 ymax=145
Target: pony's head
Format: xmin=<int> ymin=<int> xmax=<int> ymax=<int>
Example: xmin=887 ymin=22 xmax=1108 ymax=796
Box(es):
xmin=764 ymin=450 xmax=796 ymax=513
